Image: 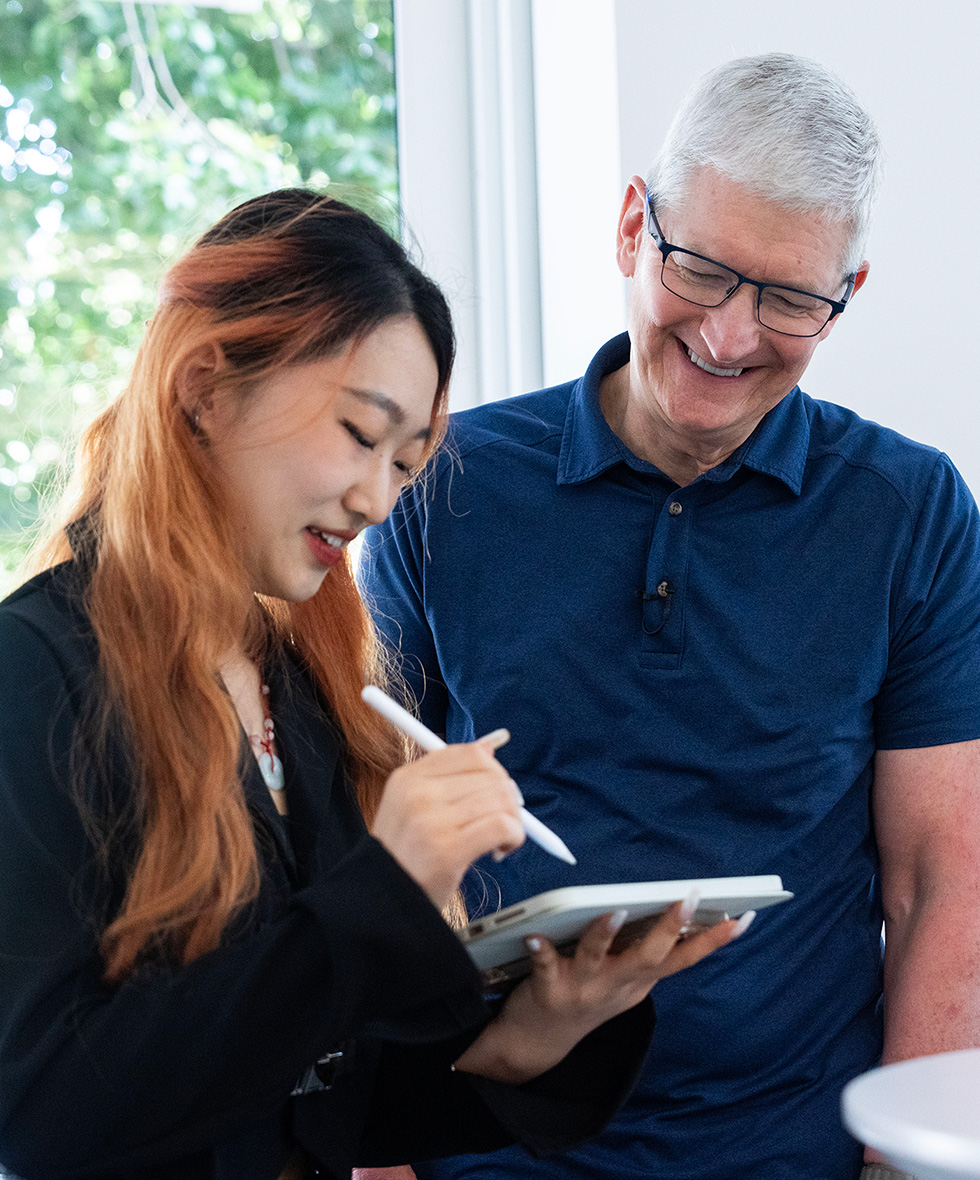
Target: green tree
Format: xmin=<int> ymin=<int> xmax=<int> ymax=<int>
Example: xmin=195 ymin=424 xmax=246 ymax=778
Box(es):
xmin=0 ymin=0 xmax=396 ymax=590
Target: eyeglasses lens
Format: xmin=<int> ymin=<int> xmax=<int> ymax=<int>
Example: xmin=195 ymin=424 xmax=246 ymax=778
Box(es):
xmin=661 ymin=250 xmax=833 ymax=337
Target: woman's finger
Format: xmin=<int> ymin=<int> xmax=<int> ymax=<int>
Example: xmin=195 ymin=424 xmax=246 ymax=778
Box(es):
xmin=476 ymin=727 xmax=510 ymax=750
xmin=572 ymin=909 xmax=629 ymax=972
xmin=407 ymin=742 xmax=502 ymax=777
xmin=654 ymin=910 xmax=755 ymax=979
xmin=459 ymin=809 xmax=525 ymax=860
xmin=525 ymin=932 xmax=562 ymax=984
xmin=616 ymin=891 xmax=700 ymax=968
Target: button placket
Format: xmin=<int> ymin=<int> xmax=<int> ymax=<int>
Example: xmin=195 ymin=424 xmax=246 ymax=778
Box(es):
xmin=641 ymin=495 xmax=690 ymax=657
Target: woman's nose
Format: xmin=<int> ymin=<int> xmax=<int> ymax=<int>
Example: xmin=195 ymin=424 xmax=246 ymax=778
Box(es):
xmin=342 ymin=464 xmax=398 ymax=527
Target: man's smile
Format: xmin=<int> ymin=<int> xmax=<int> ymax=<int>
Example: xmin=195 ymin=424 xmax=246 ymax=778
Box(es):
xmin=684 ymin=343 xmax=745 ymax=379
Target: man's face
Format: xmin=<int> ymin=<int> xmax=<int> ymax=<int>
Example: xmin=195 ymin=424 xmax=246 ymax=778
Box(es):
xmin=615 ymin=167 xmax=868 ymax=457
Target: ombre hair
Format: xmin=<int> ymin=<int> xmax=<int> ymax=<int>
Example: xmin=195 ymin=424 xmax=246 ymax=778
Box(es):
xmin=30 ymin=190 xmax=454 ymax=980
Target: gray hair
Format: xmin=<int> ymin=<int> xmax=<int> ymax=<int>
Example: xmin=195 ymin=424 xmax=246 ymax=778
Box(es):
xmin=647 ymin=53 xmax=884 ymax=274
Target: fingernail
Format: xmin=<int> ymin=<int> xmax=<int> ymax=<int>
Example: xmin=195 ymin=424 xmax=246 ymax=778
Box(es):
xmin=679 ymin=887 xmax=700 ymax=927
xmin=477 ymin=727 xmax=511 ymax=749
xmin=492 ymin=849 xmax=506 ymax=863
xmin=509 ymin=778 xmax=525 ymax=806
xmin=526 ymin=936 xmax=542 ymax=952
xmin=732 ymin=910 xmax=756 ymax=938
xmin=608 ymin=908 xmax=629 ymax=934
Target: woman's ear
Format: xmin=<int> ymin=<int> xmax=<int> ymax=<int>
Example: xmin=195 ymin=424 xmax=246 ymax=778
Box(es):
xmin=174 ymin=342 xmax=225 ymax=435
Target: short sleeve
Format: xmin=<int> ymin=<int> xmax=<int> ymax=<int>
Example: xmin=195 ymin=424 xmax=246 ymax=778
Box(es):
xmin=874 ymin=453 xmax=980 ymax=749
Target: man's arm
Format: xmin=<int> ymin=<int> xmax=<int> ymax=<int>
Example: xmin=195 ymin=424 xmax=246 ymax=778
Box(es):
xmin=866 ymin=740 xmax=980 ymax=1172
xmin=868 ymin=739 xmax=980 ymax=1175
xmin=874 ymin=739 xmax=980 ymax=1064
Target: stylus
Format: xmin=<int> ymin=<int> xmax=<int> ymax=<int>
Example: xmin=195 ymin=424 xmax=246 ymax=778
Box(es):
xmin=361 ymin=685 xmax=577 ymax=865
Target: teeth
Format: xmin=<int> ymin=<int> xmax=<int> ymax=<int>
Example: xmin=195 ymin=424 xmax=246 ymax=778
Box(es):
xmin=314 ymin=530 xmax=348 ymax=548
xmin=686 ymin=346 xmax=743 ymax=378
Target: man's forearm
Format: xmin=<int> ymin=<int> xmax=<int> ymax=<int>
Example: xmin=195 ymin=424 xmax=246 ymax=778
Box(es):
xmin=882 ymin=896 xmax=980 ymax=1065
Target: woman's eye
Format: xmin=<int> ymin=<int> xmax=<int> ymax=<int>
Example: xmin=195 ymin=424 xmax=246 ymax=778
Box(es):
xmin=394 ymin=460 xmax=415 ymax=478
xmin=344 ymin=421 xmax=375 ymax=450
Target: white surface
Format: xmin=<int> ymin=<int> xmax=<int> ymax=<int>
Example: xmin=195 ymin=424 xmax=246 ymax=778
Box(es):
xmin=394 ymin=0 xmax=626 ymax=405
xmin=394 ymin=0 xmax=546 ymax=409
xmin=393 ymin=0 xmax=480 ymax=407
xmin=531 ymin=0 xmax=626 ymax=389
xmin=459 ymin=874 xmax=792 ymax=971
xmin=842 ymin=1048 xmax=980 ymax=1179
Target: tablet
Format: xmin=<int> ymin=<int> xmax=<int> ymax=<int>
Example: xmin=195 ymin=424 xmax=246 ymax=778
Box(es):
xmin=458 ymin=875 xmax=792 ymax=984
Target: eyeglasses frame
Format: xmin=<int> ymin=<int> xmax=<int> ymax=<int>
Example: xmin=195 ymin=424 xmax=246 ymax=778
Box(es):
xmin=644 ymin=188 xmax=856 ymax=338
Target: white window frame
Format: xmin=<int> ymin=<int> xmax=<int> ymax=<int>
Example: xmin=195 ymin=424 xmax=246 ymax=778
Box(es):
xmin=393 ymin=0 xmax=625 ymax=409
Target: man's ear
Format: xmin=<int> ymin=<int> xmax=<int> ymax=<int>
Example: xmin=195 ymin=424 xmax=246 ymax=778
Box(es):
xmin=851 ymin=260 xmax=870 ymax=296
xmin=615 ymin=175 xmax=649 ymax=280
xmin=174 ymin=342 xmax=225 ymax=433
xmin=821 ymin=260 xmax=871 ymax=342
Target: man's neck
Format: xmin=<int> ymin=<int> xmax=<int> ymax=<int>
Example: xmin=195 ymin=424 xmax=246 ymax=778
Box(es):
xmin=599 ymin=364 xmax=752 ymax=488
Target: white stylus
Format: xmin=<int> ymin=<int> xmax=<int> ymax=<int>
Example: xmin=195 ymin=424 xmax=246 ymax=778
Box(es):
xmin=361 ymin=685 xmax=577 ymax=865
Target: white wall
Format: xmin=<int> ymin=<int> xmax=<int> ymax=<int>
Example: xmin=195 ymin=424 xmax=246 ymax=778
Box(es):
xmin=396 ymin=0 xmax=980 ymax=494
xmin=612 ymin=0 xmax=980 ymax=493
xmin=394 ymin=0 xmax=546 ymax=409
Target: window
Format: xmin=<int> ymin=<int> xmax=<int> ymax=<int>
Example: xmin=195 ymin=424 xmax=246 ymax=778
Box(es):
xmin=0 ymin=0 xmax=396 ymax=590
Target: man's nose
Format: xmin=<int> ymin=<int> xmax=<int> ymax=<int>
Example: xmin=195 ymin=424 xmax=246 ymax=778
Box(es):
xmin=698 ymin=284 xmax=762 ymax=364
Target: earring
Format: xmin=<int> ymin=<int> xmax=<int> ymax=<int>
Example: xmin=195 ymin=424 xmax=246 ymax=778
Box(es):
xmin=185 ymin=405 xmax=205 ymax=439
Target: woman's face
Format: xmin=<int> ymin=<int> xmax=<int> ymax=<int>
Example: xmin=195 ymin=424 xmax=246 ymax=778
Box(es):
xmin=206 ymin=315 xmax=440 ymax=601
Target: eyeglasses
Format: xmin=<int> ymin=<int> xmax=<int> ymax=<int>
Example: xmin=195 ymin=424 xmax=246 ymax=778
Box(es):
xmin=645 ymin=189 xmax=856 ymax=339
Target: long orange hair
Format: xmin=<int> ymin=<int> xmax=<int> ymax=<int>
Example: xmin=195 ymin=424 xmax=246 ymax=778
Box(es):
xmin=29 ymin=191 xmax=453 ymax=980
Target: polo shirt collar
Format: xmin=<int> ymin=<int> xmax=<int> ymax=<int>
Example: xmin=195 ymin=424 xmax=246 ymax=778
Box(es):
xmin=557 ymin=331 xmax=809 ymax=495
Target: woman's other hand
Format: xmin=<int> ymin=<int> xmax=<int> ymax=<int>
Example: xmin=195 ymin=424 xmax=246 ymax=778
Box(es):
xmin=453 ymin=892 xmax=755 ymax=1084
xmin=370 ymin=735 xmax=524 ymax=910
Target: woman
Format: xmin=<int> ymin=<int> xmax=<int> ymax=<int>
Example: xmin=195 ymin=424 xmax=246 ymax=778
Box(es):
xmin=0 ymin=190 xmax=747 ymax=1180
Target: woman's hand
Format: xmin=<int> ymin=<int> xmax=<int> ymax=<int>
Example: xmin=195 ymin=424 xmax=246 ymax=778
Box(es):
xmin=453 ymin=893 xmax=755 ymax=1084
xmin=370 ymin=734 xmax=525 ymax=910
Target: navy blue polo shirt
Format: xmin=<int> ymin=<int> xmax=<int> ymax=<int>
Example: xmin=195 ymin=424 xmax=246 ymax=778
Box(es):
xmin=360 ymin=333 xmax=980 ymax=1180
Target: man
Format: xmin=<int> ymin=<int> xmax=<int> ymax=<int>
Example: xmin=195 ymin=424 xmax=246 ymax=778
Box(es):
xmin=361 ymin=54 xmax=980 ymax=1180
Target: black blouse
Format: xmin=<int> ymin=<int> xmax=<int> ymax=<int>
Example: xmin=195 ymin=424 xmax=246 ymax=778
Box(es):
xmin=0 ymin=563 xmax=653 ymax=1180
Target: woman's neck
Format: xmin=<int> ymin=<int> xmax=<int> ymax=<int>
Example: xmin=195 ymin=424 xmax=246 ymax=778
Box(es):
xmin=219 ymin=649 xmax=288 ymax=814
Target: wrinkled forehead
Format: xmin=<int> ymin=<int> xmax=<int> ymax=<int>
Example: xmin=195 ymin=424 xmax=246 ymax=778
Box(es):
xmin=656 ymin=172 xmax=856 ymax=288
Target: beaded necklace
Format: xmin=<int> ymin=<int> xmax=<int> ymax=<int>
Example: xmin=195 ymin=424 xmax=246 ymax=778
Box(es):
xmin=249 ymin=681 xmax=285 ymax=794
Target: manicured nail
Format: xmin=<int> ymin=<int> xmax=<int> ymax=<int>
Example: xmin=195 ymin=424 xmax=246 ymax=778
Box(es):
xmin=477 ymin=728 xmax=511 ymax=749
xmin=733 ymin=910 xmax=756 ymax=937
xmin=492 ymin=849 xmax=506 ymax=862
xmin=526 ymin=936 xmax=542 ymax=952
xmin=679 ymin=887 xmax=700 ymax=928
xmin=608 ymin=908 xmax=629 ymax=934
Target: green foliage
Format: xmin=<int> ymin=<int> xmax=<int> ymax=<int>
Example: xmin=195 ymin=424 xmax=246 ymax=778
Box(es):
xmin=0 ymin=0 xmax=396 ymax=590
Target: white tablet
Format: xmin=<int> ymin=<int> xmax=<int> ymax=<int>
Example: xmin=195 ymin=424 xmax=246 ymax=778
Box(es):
xmin=458 ymin=875 xmax=793 ymax=984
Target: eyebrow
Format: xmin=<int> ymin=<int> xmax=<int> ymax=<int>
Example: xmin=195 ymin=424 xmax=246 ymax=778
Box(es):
xmin=676 ymin=233 xmax=842 ymax=298
xmin=344 ymin=386 xmax=432 ymax=440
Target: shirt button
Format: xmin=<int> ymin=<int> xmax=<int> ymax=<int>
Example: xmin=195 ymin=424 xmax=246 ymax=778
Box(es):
xmin=668 ymin=501 xmax=683 ymax=516
xmin=656 ymin=579 xmax=674 ymax=598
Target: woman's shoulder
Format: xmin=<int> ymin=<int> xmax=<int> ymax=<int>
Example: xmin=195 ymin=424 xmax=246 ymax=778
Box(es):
xmin=0 ymin=561 xmax=97 ymax=676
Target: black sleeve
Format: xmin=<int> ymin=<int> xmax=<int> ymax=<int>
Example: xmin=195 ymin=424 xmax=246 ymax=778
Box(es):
xmin=0 ymin=607 xmax=489 ymax=1179
xmin=353 ymin=998 xmax=656 ymax=1166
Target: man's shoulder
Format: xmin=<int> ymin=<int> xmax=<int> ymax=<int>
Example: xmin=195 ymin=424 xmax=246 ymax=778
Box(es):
xmin=803 ymin=394 xmax=952 ymax=500
xmin=445 ymin=380 xmax=576 ymax=462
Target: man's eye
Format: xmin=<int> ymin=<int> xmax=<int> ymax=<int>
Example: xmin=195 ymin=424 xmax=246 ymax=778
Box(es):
xmin=344 ymin=422 xmax=375 ymax=450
